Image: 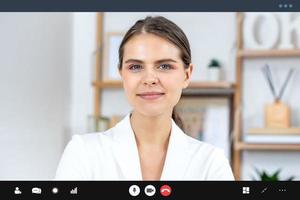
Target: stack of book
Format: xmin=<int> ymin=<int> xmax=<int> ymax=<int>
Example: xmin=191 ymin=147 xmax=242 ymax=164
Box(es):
xmin=244 ymin=127 xmax=300 ymax=144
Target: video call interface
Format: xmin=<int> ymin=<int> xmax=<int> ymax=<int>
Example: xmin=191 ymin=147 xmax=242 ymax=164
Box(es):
xmin=0 ymin=0 xmax=300 ymax=199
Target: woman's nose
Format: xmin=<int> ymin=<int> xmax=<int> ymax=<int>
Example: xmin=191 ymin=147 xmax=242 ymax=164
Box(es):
xmin=143 ymin=70 xmax=159 ymax=86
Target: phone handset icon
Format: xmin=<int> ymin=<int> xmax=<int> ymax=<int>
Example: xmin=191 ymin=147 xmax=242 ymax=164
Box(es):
xmin=161 ymin=188 xmax=170 ymax=193
xmin=160 ymin=185 xmax=172 ymax=196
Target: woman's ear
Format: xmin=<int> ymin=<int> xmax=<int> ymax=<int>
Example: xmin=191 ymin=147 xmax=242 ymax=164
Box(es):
xmin=183 ymin=63 xmax=193 ymax=88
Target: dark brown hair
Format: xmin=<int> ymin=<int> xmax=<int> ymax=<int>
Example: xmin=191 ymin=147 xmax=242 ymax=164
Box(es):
xmin=118 ymin=16 xmax=191 ymax=130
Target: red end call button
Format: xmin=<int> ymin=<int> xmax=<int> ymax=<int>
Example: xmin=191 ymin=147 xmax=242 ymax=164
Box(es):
xmin=160 ymin=185 xmax=172 ymax=197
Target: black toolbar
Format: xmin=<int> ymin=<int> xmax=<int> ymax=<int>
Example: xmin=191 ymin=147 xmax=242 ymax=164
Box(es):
xmin=0 ymin=181 xmax=299 ymax=199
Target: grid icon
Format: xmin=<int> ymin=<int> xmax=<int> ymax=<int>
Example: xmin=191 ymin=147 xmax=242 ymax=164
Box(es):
xmin=242 ymin=187 xmax=250 ymax=194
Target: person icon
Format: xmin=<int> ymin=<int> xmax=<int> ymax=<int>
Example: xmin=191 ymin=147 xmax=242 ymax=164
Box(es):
xmin=14 ymin=187 xmax=22 ymax=194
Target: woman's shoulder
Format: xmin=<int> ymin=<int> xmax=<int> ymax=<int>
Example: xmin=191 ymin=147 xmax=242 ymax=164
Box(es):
xmin=183 ymin=133 xmax=226 ymax=159
xmin=69 ymin=114 xmax=129 ymax=149
xmin=70 ymin=129 xmax=115 ymax=148
xmin=182 ymin=134 xmax=234 ymax=180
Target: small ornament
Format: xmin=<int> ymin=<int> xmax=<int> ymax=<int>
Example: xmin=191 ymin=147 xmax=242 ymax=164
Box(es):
xmin=261 ymin=64 xmax=294 ymax=128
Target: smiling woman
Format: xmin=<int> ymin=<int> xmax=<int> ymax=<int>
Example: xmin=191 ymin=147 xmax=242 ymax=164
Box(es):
xmin=55 ymin=16 xmax=235 ymax=181
xmin=119 ymin=33 xmax=190 ymax=125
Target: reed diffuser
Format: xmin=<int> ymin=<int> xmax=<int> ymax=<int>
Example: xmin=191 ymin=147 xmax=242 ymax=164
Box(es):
xmin=261 ymin=64 xmax=294 ymax=128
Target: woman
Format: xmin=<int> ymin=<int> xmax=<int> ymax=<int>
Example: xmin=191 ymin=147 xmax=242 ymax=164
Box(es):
xmin=55 ymin=16 xmax=234 ymax=180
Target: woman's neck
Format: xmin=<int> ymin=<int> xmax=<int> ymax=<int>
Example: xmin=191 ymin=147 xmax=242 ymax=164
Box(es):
xmin=130 ymin=111 xmax=172 ymax=148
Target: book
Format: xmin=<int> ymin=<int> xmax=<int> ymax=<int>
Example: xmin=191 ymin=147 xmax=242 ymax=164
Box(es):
xmin=244 ymin=134 xmax=300 ymax=144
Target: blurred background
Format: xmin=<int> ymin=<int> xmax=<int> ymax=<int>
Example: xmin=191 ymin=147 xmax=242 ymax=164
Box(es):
xmin=0 ymin=12 xmax=299 ymax=180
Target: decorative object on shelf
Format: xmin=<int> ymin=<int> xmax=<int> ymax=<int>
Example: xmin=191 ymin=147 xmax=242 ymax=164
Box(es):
xmin=87 ymin=115 xmax=110 ymax=132
xmin=207 ymin=58 xmax=222 ymax=81
xmin=243 ymin=13 xmax=279 ymax=50
xmin=243 ymin=13 xmax=300 ymax=50
xmin=244 ymin=133 xmax=300 ymax=144
xmin=252 ymin=168 xmax=295 ymax=181
xmin=102 ymin=32 xmax=124 ymax=81
xmin=261 ymin=64 xmax=295 ymax=128
xmin=245 ymin=127 xmax=300 ymax=144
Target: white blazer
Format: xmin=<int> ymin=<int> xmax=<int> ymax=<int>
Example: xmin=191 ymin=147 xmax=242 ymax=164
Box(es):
xmin=55 ymin=114 xmax=234 ymax=180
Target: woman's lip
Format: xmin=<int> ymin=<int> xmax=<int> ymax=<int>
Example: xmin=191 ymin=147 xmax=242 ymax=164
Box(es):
xmin=138 ymin=92 xmax=165 ymax=96
xmin=137 ymin=92 xmax=165 ymax=100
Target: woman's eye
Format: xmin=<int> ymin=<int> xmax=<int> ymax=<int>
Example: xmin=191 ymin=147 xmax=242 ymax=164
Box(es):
xmin=129 ymin=64 xmax=142 ymax=71
xmin=158 ymin=64 xmax=172 ymax=70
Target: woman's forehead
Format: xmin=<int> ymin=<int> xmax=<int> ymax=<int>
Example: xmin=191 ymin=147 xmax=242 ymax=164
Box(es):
xmin=123 ymin=33 xmax=181 ymax=62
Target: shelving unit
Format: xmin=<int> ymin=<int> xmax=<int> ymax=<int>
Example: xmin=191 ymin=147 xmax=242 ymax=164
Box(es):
xmin=92 ymin=80 xmax=234 ymax=90
xmin=232 ymin=12 xmax=300 ymax=180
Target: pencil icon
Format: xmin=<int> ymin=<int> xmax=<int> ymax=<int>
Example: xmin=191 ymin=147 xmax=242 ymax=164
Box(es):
xmin=261 ymin=187 xmax=268 ymax=193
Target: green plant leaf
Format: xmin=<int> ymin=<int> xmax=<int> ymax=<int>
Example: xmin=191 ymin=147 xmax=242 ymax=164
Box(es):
xmin=208 ymin=59 xmax=221 ymax=68
xmin=252 ymin=167 xmax=294 ymax=181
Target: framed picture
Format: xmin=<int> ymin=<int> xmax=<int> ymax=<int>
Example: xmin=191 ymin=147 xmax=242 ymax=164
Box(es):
xmin=175 ymin=98 xmax=206 ymax=140
xmin=175 ymin=97 xmax=231 ymax=159
xmin=87 ymin=115 xmax=110 ymax=132
xmin=102 ymin=32 xmax=124 ymax=81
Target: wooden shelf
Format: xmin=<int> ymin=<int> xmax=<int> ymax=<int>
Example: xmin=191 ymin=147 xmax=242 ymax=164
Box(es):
xmin=92 ymin=80 xmax=122 ymax=88
xmin=92 ymin=80 xmax=235 ymax=90
xmin=237 ymin=49 xmax=300 ymax=58
xmin=248 ymin=127 xmax=300 ymax=135
xmin=235 ymin=142 xmax=300 ymax=151
xmin=188 ymin=81 xmax=234 ymax=89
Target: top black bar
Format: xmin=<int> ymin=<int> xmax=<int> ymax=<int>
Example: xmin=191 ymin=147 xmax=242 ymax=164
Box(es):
xmin=0 ymin=0 xmax=299 ymax=12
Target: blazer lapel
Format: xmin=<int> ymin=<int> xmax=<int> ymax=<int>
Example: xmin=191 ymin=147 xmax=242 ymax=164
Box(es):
xmin=160 ymin=120 xmax=192 ymax=180
xmin=111 ymin=114 xmax=191 ymax=180
xmin=112 ymin=114 xmax=143 ymax=180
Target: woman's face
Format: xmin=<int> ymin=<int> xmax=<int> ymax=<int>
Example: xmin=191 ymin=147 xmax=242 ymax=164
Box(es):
xmin=119 ymin=33 xmax=193 ymax=117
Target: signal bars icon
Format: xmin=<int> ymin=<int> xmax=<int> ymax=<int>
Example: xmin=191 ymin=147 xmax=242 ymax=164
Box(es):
xmin=70 ymin=187 xmax=78 ymax=194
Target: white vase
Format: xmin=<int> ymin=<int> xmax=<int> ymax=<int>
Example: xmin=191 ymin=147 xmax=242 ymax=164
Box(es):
xmin=208 ymin=68 xmax=221 ymax=81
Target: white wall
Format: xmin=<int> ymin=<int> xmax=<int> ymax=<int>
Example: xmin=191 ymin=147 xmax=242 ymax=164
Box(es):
xmin=70 ymin=13 xmax=97 ymax=135
xmin=0 ymin=13 xmax=72 ymax=179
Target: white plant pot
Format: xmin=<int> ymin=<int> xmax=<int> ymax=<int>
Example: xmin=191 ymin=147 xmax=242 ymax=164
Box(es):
xmin=208 ymin=68 xmax=221 ymax=81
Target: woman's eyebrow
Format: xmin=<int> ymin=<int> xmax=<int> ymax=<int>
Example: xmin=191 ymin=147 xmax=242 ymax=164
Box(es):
xmin=124 ymin=58 xmax=178 ymax=64
xmin=124 ymin=59 xmax=144 ymax=64
xmin=155 ymin=59 xmax=178 ymax=64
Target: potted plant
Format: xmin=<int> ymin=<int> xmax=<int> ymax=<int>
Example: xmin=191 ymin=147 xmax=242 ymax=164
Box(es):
xmin=252 ymin=168 xmax=295 ymax=181
xmin=207 ymin=58 xmax=222 ymax=81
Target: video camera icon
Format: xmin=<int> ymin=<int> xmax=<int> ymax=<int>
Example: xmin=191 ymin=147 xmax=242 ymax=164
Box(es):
xmin=144 ymin=185 xmax=156 ymax=196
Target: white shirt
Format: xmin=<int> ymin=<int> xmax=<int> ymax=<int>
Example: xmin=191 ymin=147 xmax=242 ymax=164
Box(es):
xmin=55 ymin=114 xmax=234 ymax=180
